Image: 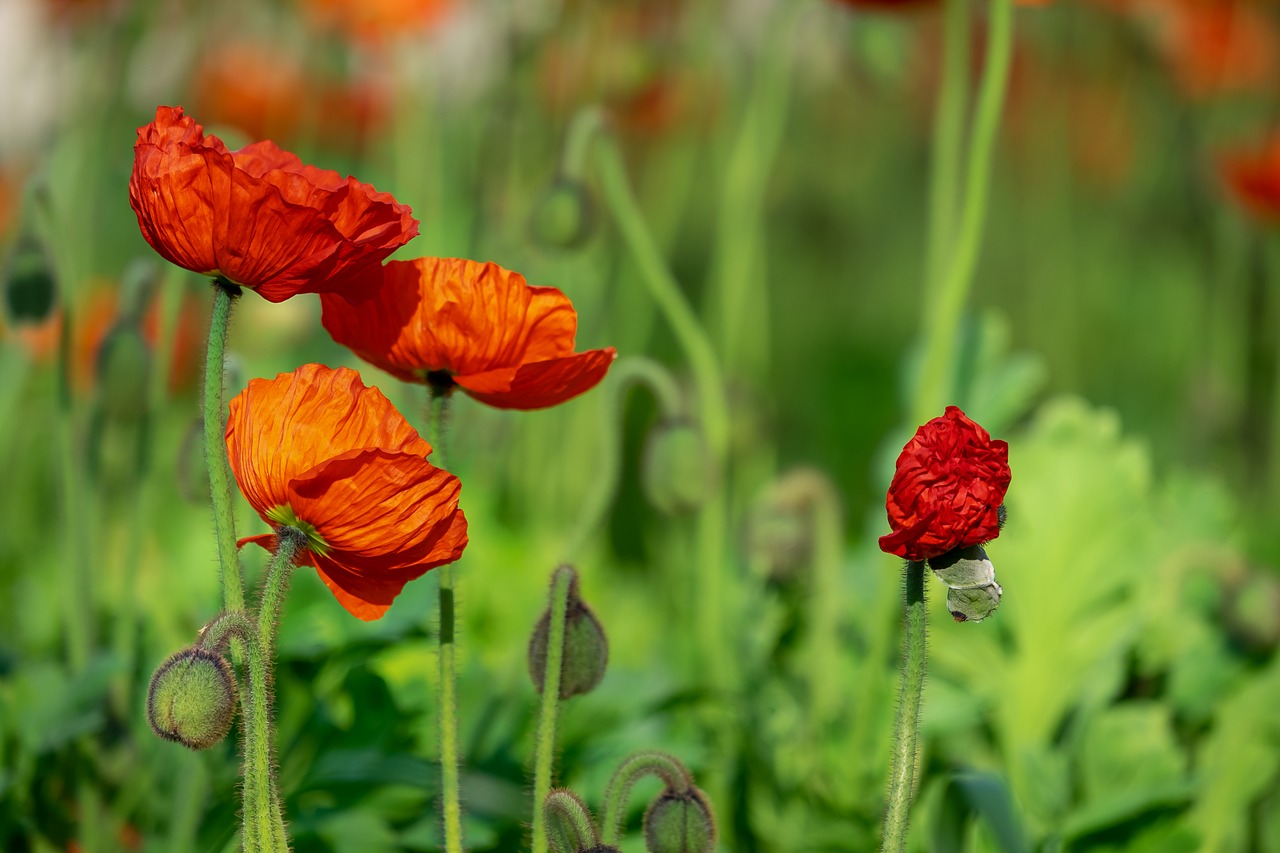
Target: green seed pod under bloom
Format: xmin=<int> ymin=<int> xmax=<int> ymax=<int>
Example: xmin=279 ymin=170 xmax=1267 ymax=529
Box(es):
xmin=146 ymin=646 xmax=238 ymax=750
xmin=529 ymin=178 xmax=596 ymax=250
xmin=643 ymin=786 xmax=717 ymax=853
xmin=642 ymin=419 xmax=716 ymax=515
xmin=529 ymin=569 xmax=609 ymax=699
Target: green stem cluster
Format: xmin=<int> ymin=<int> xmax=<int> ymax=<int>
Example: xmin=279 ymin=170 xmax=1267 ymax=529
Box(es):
xmin=881 ymin=562 xmax=927 ymax=853
xmin=530 ymin=567 xmax=574 ymax=853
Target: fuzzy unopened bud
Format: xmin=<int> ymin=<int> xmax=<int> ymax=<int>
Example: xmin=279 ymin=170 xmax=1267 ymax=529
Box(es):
xmin=529 ymin=567 xmax=609 ymax=699
xmin=530 ymin=178 xmax=596 ymax=249
xmin=146 ymin=647 xmax=238 ymax=750
xmin=643 ymin=786 xmax=717 ymax=853
xmin=642 ymin=420 xmax=715 ymax=515
xmin=3 ymin=237 xmax=57 ymax=325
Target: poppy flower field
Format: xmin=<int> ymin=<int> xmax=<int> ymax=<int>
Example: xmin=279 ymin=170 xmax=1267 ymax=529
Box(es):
xmin=4 ymin=1 xmax=1280 ymax=851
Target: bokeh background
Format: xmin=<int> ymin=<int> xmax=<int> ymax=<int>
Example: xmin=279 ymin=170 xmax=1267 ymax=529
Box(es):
xmin=5 ymin=0 xmax=1280 ymax=850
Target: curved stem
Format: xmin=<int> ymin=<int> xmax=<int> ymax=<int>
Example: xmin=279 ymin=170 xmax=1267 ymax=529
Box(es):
xmin=205 ymin=280 xmax=245 ymax=613
xmin=912 ymin=0 xmax=1015 ymax=427
xmin=563 ymin=356 xmax=684 ymax=560
xmin=881 ymin=561 xmax=927 ymax=853
xmin=600 ymin=751 xmax=693 ymax=845
xmin=242 ymin=528 xmax=302 ymax=853
xmin=427 ymin=391 xmax=464 ymax=853
xmin=543 ymin=790 xmax=600 ymax=853
xmin=530 ymin=566 xmax=574 ymax=853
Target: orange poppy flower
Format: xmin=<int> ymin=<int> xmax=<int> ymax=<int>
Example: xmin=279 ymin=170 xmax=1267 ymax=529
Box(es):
xmin=226 ymin=363 xmax=467 ymax=620
xmin=129 ymin=105 xmax=418 ymax=303
xmin=319 ymin=258 xmax=616 ymax=410
xmin=299 ymin=0 xmax=452 ymax=45
xmin=1220 ymin=133 xmax=1280 ymax=223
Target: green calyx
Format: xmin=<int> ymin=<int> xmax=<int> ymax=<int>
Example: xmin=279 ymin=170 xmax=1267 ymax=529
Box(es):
xmin=643 ymin=786 xmax=717 ymax=853
xmin=265 ymin=507 xmax=328 ymax=557
xmin=146 ymin=646 xmax=238 ymax=750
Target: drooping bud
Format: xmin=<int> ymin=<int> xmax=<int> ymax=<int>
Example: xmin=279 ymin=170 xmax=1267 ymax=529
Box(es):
xmin=544 ymin=788 xmax=607 ymax=853
xmin=146 ymin=646 xmax=238 ymax=750
xmin=643 ymin=786 xmax=717 ymax=853
xmin=529 ymin=566 xmax=609 ymax=699
xmin=3 ymin=236 xmax=57 ymax=326
xmin=642 ymin=419 xmax=716 ymax=515
xmin=529 ymin=178 xmax=596 ymax=250
xmin=947 ymin=582 xmax=1003 ymax=623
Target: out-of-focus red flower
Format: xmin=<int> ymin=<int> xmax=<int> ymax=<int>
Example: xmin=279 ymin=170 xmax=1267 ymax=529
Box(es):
xmin=879 ymin=406 xmax=1010 ymax=562
xmin=129 ymin=105 xmax=417 ymax=303
xmin=833 ymin=0 xmax=1050 ymax=10
xmin=227 ymin=363 xmax=467 ymax=620
xmin=320 ymin=258 xmax=616 ymax=410
xmin=299 ymin=0 xmax=452 ymax=44
xmin=1220 ymin=134 xmax=1280 ymax=223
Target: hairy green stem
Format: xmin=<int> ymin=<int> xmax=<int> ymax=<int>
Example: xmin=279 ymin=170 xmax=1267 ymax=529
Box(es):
xmin=563 ymin=356 xmax=684 ymax=560
xmin=600 ymin=751 xmax=693 ymax=845
xmin=242 ymin=528 xmax=302 ymax=853
xmin=543 ymin=790 xmax=600 ymax=853
xmin=530 ymin=567 xmax=574 ymax=853
xmin=881 ymin=561 xmax=927 ymax=853
xmin=913 ymin=0 xmax=1015 ymax=427
xmin=427 ymin=391 xmax=464 ymax=853
xmin=205 ymin=280 xmax=245 ymax=613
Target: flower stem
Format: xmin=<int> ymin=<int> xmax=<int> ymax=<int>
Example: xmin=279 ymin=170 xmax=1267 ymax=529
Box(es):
xmin=600 ymin=751 xmax=693 ymax=846
xmin=205 ymin=279 xmax=245 ymax=613
xmin=427 ymin=391 xmax=464 ymax=853
xmin=543 ymin=790 xmax=600 ymax=853
xmin=923 ymin=0 xmax=972 ymax=302
xmin=913 ymin=0 xmax=1015 ymax=427
xmin=530 ymin=566 xmax=574 ymax=853
xmin=242 ymin=527 xmax=302 ymax=853
xmin=881 ymin=560 xmax=927 ymax=853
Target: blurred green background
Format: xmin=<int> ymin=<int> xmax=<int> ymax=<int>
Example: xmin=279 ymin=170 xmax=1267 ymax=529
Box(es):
xmin=4 ymin=0 xmax=1280 ymax=850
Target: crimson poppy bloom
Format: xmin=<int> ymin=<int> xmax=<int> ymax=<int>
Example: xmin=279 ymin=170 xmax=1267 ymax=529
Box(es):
xmin=319 ymin=257 xmax=616 ymax=409
xmin=1220 ymin=134 xmax=1280 ymax=223
xmin=879 ymin=406 xmax=1010 ymax=562
xmin=226 ymin=363 xmax=467 ymax=620
xmin=129 ymin=105 xmax=417 ymax=303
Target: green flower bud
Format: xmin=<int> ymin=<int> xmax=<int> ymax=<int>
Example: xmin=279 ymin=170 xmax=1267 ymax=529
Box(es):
xmin=642 ymin=419 xmax=715 ymax=515
xmin=3 ymin=236 xmax=57 ymax=325
xmin=643 ymin=786 xmax=717 ymax=853
xmin=529 ymin=567 xmax=609 ymax=699
xmin=947 ymin=582 xmax=1003 ymax=623
xmin=529 ymin=178 xmax=596 ymax=250
xmin=146 ymin=646 xmax=238 ymax=750
xmin=95 ymin=320 xmax=152 ymax=420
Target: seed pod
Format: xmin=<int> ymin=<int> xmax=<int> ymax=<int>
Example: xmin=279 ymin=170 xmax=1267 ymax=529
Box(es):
xmin=643 ymin=786 xmax=717 ymax=853
xmin=146 ymin=646 xmax=238 ymax=750
xmin=642 ymin=419 xmax=715 ymax=515
xmin=529 ymin=567 xmax=609 ymax=699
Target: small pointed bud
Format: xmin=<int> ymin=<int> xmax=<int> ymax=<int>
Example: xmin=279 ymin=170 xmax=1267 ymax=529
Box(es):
xmin=928 ymin=544 xmax=995 ymax=590
xmin=529 ymin=567 xmax=609 ymax=699
xmin=146 ymin=646 xmax=238 ymax=750
xmin=529 ymin=178 xmax=596 ymax=249
xmin=95 ymin=319 xmax=152 ymax=420
xmin=947 ymin=582 xmax=1003 ymax=623
xmin=3 ymin=236 xmax=57 ymax=325
xmin=643 ymin=786 xmax=717 ymax=853
xmin=642 ymin=419 xmax=716 ymax=515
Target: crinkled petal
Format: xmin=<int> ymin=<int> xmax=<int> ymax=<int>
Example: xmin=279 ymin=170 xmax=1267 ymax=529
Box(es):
xmin=455 ymin=347 xmax=617 ymax=410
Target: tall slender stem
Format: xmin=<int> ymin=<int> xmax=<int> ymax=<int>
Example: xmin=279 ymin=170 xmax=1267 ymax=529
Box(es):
xmin=881 ymin=561 xmax=927 ymax=853
xmin=242 ymin=528 xmax=302 ymax=853
xmin=600 ymin=751 xmax=693 ymax=846
xmin=913 ymin=0 xmax=1015 ymax=427
xmin=204 ymin=280 xmax=245 ymax=613
xmin=427 ymin=391 xmax=464 ymax=853
xmin=530 ymin=566 xmax=573 ymax=853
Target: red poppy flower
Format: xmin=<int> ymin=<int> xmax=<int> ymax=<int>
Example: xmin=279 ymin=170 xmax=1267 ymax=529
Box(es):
xmin=319 ymin=257 xmax=616 ymax=410
xmin=1220 ymin=134 xmax=1280 ymax=223
xmin=226 ymin=363 xmax=467 ymax=620
xmin=879 ymin=406 xmax=1010 ymax=562
xmin=129 ymin=105 xmax=418 ymax=303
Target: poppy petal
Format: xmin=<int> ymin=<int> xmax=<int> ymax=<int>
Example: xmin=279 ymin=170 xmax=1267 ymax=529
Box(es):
xmin=454 ymin=347 xmax=617 ymax=410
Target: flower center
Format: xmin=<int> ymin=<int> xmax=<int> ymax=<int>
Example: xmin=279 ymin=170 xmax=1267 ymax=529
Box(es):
xmin=265 ymin=505 xmax=330 ymax=556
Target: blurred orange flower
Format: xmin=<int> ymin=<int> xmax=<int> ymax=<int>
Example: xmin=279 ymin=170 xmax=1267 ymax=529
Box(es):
xmin=1220 ymin=134 xmax=1280 ymax=223
xmin=129 ymin=105 xmax=418 ymax=303
xmin=320 ymin=258 xmax=616 ymax=410
xmin=227 ymin=364 xmax=467 ymax=620
xmin=299 ymin=0 xmax=452 ymax=44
